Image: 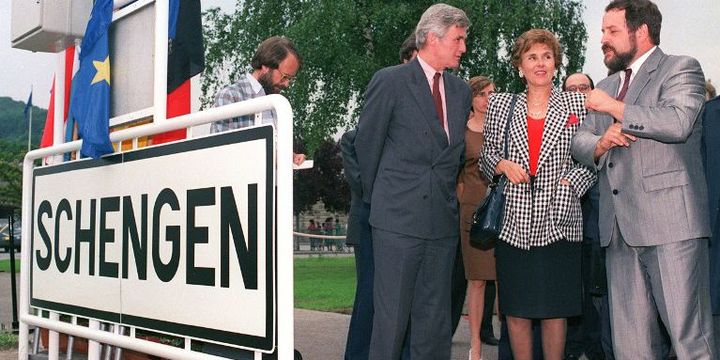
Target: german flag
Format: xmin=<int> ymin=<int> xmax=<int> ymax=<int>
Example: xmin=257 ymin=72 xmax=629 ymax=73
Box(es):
xmin=153 ymin=0 xmax=204 ymax=145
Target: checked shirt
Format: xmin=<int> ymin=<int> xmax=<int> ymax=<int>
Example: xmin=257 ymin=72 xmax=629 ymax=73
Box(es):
xmin=210 ymin=73 xmax=276 ymax=133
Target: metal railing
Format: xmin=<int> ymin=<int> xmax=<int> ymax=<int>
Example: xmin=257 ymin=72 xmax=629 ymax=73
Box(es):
xmin=19 ymin=94 xmax=295 ymax=360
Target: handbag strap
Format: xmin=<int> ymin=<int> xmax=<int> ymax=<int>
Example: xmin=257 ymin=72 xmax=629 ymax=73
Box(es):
xmin=503 ymin=95 xmax=518 ymax=159
xmin=492 ymin=95 xmax=518 ymax=187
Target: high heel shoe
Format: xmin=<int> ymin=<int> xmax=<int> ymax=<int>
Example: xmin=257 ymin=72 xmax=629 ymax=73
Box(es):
xmin=468 ymin=348 xmax=482 ymax=360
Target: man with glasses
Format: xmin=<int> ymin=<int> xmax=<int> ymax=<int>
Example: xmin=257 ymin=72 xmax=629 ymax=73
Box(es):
xmin=563 ymin=73 xmax=595 ymax=94
xmin=211 ymin=36 xmax=305 ymax=164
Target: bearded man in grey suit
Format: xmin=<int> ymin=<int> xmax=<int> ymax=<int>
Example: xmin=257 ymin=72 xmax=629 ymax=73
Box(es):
xmin=571 ymin=0 xmax=715 ymax=358
xmin=354 ymin=3 xmax=472 ymax=359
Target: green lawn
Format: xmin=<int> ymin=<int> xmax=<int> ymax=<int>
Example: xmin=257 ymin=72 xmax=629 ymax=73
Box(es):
xmin=0 ymin=259 xmax=20 ymax=273
xmin=294 ymin=256 xmax=356 ymax=313
xmin=0 ymin=256 xmax=357 ymax=313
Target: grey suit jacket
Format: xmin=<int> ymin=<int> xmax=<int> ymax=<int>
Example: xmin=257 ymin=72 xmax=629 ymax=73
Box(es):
xmin=355 ymin=59 xmax=471 ymax=239
xmin=571 ymin=47 xmax=710 ymax=247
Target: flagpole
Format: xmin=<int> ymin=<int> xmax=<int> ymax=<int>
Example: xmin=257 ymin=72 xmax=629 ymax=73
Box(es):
xmin=27 ymin=86 xmax=33 ymax=152
xmin=28 ymin=106 xmax=32 ymax=151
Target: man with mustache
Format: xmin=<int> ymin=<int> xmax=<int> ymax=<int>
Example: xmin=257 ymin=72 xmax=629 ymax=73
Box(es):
xmin=211 ymin=36 xmax=305 ymax=165
xmin=571 ymin=0 xmax=715 ymax=358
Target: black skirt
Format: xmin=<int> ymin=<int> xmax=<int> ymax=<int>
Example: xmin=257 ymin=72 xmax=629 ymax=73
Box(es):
xmin=496 ymin=239 xmax=582 ymax=318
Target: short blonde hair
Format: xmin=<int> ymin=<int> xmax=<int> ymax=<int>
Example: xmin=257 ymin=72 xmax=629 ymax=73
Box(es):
xmin=511 ymin=29 xmax=562 ymax=70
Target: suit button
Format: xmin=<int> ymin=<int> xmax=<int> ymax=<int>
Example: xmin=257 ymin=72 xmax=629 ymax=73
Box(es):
xmin=608 ymin=162 xmax=614 ymax=168
xmin=423 ymin=195 xmax=428 ymax=199
xmin=630 ymin=124 xmax=637 ymax=130
xmin=639 ymin=125 xmax=645 ymax=130
xmin=612 ymin=189 xmax=619 ymax=195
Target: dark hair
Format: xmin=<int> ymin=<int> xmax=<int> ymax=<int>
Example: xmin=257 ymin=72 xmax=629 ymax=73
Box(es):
xmin=511 ymin=29 xmax=563 ymax=71
xmin=707 ymin=81 xmax=717 ymax=99
xmin=562 ymin=73 xmax=595 ymax=91
xmin=250 ymin=36 xmax=303 ymax=70
xmin=468 ymin=76 xmax=494 ymax=97
xmin=399 ymin=33 xmax=418 ymax=63
xmin=606 ymin=0 xmax=662 ymax=45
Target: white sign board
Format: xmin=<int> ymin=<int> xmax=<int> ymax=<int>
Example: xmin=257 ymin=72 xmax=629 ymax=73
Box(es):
xmin=31 ymin=126 xmax=276 ymax=352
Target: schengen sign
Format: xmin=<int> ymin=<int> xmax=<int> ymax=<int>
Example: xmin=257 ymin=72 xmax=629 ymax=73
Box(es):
xmin=30 ymin=126 xmax=275 ymax=352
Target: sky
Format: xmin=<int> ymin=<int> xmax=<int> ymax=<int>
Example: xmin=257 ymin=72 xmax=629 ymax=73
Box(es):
xmin=1 ymin=0 xmax=718 ymax=109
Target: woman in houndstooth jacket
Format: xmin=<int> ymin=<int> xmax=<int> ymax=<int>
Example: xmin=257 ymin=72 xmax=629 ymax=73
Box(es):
xmin=480 ymin=29 xmax=596 ymax=360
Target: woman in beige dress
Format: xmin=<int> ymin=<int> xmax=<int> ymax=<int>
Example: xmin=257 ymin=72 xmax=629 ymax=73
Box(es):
xmin=457 ymin=75 xmax=496 ymax=360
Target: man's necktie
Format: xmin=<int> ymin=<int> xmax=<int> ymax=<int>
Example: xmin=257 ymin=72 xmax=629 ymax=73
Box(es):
xmin=616 ymin=68 xmax=633 ymax=101
xmin=432 ymin=72 xmax=444 ymax=126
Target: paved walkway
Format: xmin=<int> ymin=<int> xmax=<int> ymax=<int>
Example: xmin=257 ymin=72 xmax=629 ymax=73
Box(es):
xmin=2 ymin=269 xmax=502 ymax=359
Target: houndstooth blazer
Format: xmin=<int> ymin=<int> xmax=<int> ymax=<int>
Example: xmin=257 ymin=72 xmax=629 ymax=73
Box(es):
xmin=480 ymin=90 xmax=596 ymax=249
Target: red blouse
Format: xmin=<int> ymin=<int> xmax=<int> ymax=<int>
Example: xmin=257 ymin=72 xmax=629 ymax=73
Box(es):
xmin=527 ymin=116 xmax=545 ymax=176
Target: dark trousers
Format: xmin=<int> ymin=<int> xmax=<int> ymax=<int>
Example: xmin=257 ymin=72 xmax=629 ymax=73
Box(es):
xmin=344 ymin=214 xmax=375 ymax=360
xmin=482 ymin=281 xmax=497 ymax=336
xmin=565 ymin=241 xmax=604 ymax=359
xmin=451 ymin=237 xmax=468 ymax=335
xmin=369 ymin=228 xmax=456 ymax=360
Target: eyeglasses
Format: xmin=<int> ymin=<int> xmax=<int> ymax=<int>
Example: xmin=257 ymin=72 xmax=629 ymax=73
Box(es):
xmin=566 ymin=84 xmax=591 ymax=92
xmin=275 ymin=68 xmax=296 ymax=82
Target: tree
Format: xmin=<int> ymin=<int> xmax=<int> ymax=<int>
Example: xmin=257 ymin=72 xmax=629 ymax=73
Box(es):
xmin=293 ymin=138 xmax=350 ymax=215
xmin=201 ymin=1 xmax=586 ymax=215
xmin=201 ymin=0 xmax=587 ymax=152
xmin=0 ymin=140 xmax=25 ymax=209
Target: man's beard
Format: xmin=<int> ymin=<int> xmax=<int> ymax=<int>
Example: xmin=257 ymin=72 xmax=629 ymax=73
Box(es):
xmin=258 ymin=72 xmax=279 ymax=95
xmin=603 ymin=36 xmax=637 ymax=73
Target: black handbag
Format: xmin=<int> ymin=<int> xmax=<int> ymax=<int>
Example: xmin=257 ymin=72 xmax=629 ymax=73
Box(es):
xmin=469 ymin=95 xmax=518 ymax=250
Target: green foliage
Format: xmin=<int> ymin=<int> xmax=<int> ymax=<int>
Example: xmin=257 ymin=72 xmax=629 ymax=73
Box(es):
xmin=294 ymin=138 xmax=350 ymax=214
xmin=0 ymin=330 xmax=19 ymax=350
xmin=0 ymin=140 xmax=25 ymax=209
xmin=454 ymin=0 xmax=588 ymax=92
xmin=0 ymin=96 xmax=48 ymax=146
xmin=294 ymin=256 xmax=356 ymax=312
xmin=0 ymin=259 xmax=21 ymax=273
xmin=201 ymin=1 xmax=587 ymax=152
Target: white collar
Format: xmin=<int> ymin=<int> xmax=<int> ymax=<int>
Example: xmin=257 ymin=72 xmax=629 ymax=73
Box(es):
xmin=247 ymin=73 xmax=264 ymax=95
xmin=622 ymin=46 xmax=658 ymax=84
xmin=416 ymin=55 xmax=443 ymax=81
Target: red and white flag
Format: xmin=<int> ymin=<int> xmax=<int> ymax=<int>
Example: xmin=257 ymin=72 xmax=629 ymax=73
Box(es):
xmin=39 ymin=45 xmax=79 ymax=149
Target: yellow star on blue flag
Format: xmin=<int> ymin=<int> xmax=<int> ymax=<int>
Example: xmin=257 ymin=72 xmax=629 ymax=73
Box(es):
xmin=67 ymin=0 xmax=113 ymax=159
xmin=91 ymin=56 xmax=110 ymax=85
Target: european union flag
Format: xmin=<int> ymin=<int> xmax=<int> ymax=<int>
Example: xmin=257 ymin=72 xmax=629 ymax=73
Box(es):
xmin=68 ymin=0 xmax=114 ymax=159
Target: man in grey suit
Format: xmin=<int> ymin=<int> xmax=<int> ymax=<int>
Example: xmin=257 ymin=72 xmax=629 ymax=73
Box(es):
xmin=571 ymin=0 xmax=716 ymax=358
xmin=354 ymin=3 xmax=472 ymax=359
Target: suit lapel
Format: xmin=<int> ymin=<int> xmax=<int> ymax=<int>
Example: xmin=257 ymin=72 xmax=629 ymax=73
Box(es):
xmin=407 ymin=61 xmax=449 ymax=148
xmin=509 ymin=93 xmax=530 ymax=170
xmin=445 ymin=76 xmax=465 ymax=147
xmin=536 ymin=91 xmax=566 ymax=173
xmin=623 ymin=48 xmax=664 ymax=105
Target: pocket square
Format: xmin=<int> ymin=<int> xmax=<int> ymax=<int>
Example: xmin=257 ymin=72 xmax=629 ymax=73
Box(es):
xmin=566 ymin=113 xmax=579 ymax=127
